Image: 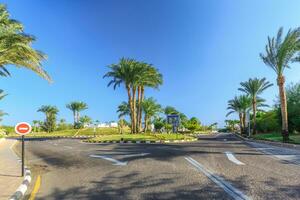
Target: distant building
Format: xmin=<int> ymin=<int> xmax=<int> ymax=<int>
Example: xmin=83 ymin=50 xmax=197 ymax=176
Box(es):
xmin=96 ymin=122 xmax=118 ymax=128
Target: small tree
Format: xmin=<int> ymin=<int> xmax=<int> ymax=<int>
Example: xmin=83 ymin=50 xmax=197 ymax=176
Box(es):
xmin=185 ymin=117 xmax=201 ymax=133
xmin=37 ymin=105 xmax=59 ymax=132
xmin=66 ymin=101 xmax=88 ymax=128
xmin=79 ymin=115 xmax=92 ymax=127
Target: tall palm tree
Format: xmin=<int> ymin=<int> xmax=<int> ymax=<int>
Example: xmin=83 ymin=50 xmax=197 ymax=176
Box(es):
xmin=260 ymin=27 xmax=300 ymax=142
xmin=104 ymin=58 xmax=140 ymax=133
xmin=239 ymin=77 xmax=273 ymax=135
xmin=37 ymin=105 xmax=59 ymax=132
xmin=227 ymin=95 xmax=268 ymax=135
xmin=136 ymin=63 xmax=163 ymax=132
xmin=226 ymin=95 xmax=252 ymax=135
xmin=142 ymin=97 xmax=162 ymax=132
xmin=0 ymin=5 xmax=51 ymax=81
xmin=66 ymin=101 xmax=88 ymax=127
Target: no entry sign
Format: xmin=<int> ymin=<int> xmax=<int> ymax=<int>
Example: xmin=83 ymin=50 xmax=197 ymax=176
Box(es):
xmin=15 ymin=122 xmax=32 ymax=135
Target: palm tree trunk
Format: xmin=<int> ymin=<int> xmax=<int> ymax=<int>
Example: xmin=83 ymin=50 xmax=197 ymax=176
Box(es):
xmin=73 ymin=111 xmax=76 ymax=128
xmin=277 ymin=75 xmax=289 ymax=142
xmin=144 ymin=114 xmax=148 ymax=132
xmin=139 ymin=86 xmax=145 ymax=132
xmin=243 ymin=111 xmax=247 ymax=135
xmin=252 ymin=98 xmax=257 ymax=135
xmin=136 ymin=86 xmax=142 ymax=132
xmin=239 ymin=113 xmax=243 ymax=135
xmin=132 ymin=86 xmax=137 ymax=133
xmin=126 ymin=85 xmax=134 ymax=134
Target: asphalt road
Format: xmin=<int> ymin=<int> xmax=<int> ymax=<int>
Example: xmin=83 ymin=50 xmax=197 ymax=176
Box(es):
xmin=15 ymin=133 xmax=300 ymax=200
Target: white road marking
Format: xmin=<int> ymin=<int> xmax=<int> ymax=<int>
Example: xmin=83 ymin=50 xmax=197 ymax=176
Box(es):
xmin=89 ymin=154 xmax=128 ymax=166
xmin=53 ymin=143 xmax=58 ymax=146
xmin=225 ymin=151 xmax=245 ymax=165
xmin=122 ymin=153 xmax=150 ymax=158
xmin=185 ymin=156 xmax=251 ymax=200
xmin=63 ymin=146 xmax=73 ymax=149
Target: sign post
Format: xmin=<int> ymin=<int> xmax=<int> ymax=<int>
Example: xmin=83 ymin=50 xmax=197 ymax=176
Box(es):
xmin=15 ymin=122 xmax=32 ymax=177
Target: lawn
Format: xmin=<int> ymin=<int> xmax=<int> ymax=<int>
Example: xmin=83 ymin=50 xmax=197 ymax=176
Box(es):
xmin=85 ymin=133 xmax=196 ymax=143
xmin=253 ymin=132 xmax=300 ymax=144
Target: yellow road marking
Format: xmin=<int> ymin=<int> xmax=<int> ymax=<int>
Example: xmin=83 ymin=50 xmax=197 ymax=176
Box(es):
xmin=29 ymin=175 xmax=41 ymax=200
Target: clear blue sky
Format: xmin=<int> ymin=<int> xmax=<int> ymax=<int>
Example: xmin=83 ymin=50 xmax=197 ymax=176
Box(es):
xmin=2 ymin=0 xmax=300 ymax=127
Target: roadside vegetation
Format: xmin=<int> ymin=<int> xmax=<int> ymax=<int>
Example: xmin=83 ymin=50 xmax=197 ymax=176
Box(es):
xmin=226 ymin=27 xmax=300 ymax=143
xmin=85 ymin=133 xmax=195 ymax=143
xmin=253 ymin=132 xmax=300 ymax=144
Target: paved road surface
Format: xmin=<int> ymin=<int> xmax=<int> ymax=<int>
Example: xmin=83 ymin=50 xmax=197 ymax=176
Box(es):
xmin=15 ymin=133 xmax=300 ymax=200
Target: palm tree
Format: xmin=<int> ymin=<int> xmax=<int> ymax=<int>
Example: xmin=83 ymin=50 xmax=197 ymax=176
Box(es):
xmin=32 ymin=120 xmax=39 ymax=132
xmin=0 ymin=110 xmax=7 ymax=122
xmin=0 ymin=5 xmax=51 ymax=81
xmin=66 ymin=101 xmax=88 ymax=127
xmin=104 ymin=58 xmax=140 ymax=133
xmin=260 ymin=27 xmax=300 ymax=142
xmin=142 ymin=97 xmax=162 ymax=132
xmin=117 ymin=101 xmax=130 ymax=119
xmin=226 ymin=95 xmax=252 ymax=135
xmin=239 ymin=78 xmax=273 ymax=135
xmin=37 ymin=105 xmax=59 ymax=132
xmin=164 ymin=106 xmax=179 ymax=115
xmin=0 ymin=90 xmax=7 ymax=101
xmin=136 ymin=63 xmax=163 ymax=132
xmin=79 ymin=115 xmax=92 ymax=126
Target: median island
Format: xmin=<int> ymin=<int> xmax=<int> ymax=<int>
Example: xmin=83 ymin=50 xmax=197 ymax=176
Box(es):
xmin=4 ymin=127 xmax=198 ymax=143
xmin=84 ymin=133 xmax=197 ymax=143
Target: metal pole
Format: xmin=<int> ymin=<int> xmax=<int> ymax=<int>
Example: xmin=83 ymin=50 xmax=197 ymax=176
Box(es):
xmin=21 ymin=135 xmax=24 ymax=177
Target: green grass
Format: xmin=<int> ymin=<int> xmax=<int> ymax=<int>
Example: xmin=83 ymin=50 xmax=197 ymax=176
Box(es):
xmin=76 ymin=127 xmax=130 ymax=135
xmin=153 ymin=133 xmax=195 ymax=140
xmin=253 ymin=132 xmax=300 ymax=144
xmin=6 ymin=127 xmax=196 ymax=143
xmin=85 ymin=133 xmax=195 ymax=143
xmin=7 ymin=127 xmax=129 ymax=137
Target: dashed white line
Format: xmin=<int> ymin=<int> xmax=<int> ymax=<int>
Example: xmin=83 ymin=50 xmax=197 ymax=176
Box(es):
xmin=185 ymin=156 xmax=251 ymax=200
xmin=225 ymin=151 xmax=245 ymax=165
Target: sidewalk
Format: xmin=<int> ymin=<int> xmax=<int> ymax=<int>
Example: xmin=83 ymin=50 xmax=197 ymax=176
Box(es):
xmin=232 ymin=133 xmax=300 ymax=165
xmin=247 ymin=141 xmax=300 ymax=165
xmin=0 ymin=139 xmax=23 ymax=200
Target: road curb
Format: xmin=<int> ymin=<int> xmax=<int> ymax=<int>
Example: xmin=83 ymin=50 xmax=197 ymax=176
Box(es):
xmin=8 ymin=135 xmax=95 ymax=140
xmin=233 ymin=133 xmax=300 ymax=150
xmin=9 ymin=167 xmax=31 ymax=200
xmin=8 ymin=139 xmax=32 ymax=200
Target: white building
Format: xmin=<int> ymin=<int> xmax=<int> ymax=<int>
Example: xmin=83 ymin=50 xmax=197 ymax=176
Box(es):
xmin=96 ymin=122 xmax=118 ymax=128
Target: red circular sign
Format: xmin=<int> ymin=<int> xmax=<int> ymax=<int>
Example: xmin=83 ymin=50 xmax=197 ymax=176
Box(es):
xmin=15 ymin=122 xmax=32 ymax=135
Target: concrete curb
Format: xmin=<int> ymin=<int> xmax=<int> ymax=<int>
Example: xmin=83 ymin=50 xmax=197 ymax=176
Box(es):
xmin=7 ymin=139 xmax=32 ymax=200
xmin=84 ymin=138 xmax=198 ymax=144
xmin=8 ymin=135 xmax=95 ymax=140
xmin=233 ymin=133 xmax=300 ymax=150
xmin=9 ymin=168 xmax=31 ymax=200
